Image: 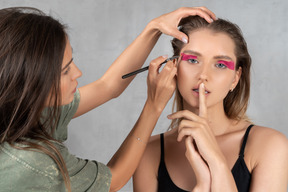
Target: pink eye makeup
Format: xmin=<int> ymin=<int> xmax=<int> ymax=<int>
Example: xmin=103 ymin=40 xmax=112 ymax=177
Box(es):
xmin=218 ymin=60 xmax=235 ymax=70
xmin=181 ymin=53 xmax=197 ymax=61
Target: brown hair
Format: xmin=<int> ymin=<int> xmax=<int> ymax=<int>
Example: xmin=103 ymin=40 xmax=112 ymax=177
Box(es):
xmin=0 ymin=7 xmax=71 ymax=191
xmin=170 ymin=16 xmax=251 ymax=129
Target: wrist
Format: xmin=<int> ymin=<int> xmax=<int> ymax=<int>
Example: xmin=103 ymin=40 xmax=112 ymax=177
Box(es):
xmin=193 ymin=184 xmax=210 ymax=192
xmin=145 ymin=98 xmax=165 ymax=115
xmin=143 ymin=19 xmax=162 ymax=37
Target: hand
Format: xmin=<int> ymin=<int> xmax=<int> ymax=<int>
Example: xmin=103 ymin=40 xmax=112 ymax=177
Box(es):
xmin=185 ymin=136 xmax=211 ymax=192
xmin=146 ymin=56 xmax=177 ymax=112
xmin=168 ymin=83 xmax=221 ymax=190
xmin=150 ymin=7 xmax=217 ymax=43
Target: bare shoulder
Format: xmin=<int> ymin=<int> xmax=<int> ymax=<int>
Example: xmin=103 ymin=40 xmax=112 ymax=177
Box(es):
xmin=248 ymin=125 xmax=288 ymax=166
xmin=249 ymin=125 xmax=288 ymax=148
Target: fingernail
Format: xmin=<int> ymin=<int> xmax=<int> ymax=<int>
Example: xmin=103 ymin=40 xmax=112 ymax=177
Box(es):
xmin=181 ymin=37 xmax=188 ymax=44
xmin=210 ymin=18 xmax=214 ymax=22
xmin=167 ymin=115 xmax=171 ymax=119
xmin=201 ymin=83 xmax=205 ymax=89
xmin=162 ymin=54 xmax=168 ymax=59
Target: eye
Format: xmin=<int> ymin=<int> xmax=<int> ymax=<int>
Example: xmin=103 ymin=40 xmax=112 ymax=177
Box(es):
xmin=63 ymin=66 xmax=71 ymax=75
xmin=187 ymin=58 xmax=199 ymax=64
xmin=181 ymin=53 xmax=199 ymax=64
xmin=216 ymin=63 xmax=227 ymax=69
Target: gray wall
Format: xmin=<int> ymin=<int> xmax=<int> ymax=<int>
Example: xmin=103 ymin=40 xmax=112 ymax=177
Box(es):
xmin=1 ymin=0 xmax=287 ymax=191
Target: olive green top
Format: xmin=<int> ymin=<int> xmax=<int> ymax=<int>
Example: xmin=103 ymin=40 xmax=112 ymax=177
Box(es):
xmin=0 ymin=90 xmax=111 ymax=192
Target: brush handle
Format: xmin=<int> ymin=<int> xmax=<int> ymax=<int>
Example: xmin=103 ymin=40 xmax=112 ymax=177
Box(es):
xmin=122 ymin=56 xmax=179 ymax=79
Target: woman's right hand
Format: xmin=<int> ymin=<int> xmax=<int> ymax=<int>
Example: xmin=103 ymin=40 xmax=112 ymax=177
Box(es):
xmin=146 ymin=56 xmax=177 ymax=112
xmin=149 ymin=7 xmax=217 ymax=43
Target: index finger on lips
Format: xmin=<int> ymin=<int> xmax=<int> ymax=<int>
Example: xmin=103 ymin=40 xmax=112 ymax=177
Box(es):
xmin=199 ymin=83 xmax=208 ymax=118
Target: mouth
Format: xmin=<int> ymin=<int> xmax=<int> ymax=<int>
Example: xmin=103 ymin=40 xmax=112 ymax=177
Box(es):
xmin=192 ymin=88 xmax=210 ymax=94
xmin=73 ymin=83 xmax=78 ymax=93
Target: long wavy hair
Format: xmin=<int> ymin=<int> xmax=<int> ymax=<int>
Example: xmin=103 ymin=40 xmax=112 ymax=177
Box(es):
xmin=170 ymin=16 xmax=251 ymax=129
xmin=0 ymin=7 xmax=71 ymax=191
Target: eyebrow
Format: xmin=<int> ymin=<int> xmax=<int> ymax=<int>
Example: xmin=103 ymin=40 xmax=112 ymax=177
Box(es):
xmin=214 ymin=55 xmax=234 ymax=61
xmin=62 ymin=58 xmax=73 ymax=71
xmin=183 ymin=50 xmax=234 ymax=61
xmin=183 ymin=50 xmax=202 ymax=56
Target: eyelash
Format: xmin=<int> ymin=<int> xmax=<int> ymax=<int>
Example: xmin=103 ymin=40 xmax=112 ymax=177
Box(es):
xmin=63 ymin=66 xmax=71 ymax=75
xmin=215 ymin=63 xmax=227 ymax=69
xmin=186 ymin=59 xmax=229 ymax=69
xmin=187 ymin=58 xmax=199 ymax=64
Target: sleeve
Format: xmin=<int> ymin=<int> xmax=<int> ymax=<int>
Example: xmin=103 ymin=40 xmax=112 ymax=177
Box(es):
xmin=53 ymin=89 xmax=80 ymax=141
xmin=58 ymin=142 xmax=112 ymax=191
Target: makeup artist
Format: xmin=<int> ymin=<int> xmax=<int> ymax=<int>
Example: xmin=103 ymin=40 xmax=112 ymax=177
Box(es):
xmin=0 ymin=6 xmax=216 ymax=192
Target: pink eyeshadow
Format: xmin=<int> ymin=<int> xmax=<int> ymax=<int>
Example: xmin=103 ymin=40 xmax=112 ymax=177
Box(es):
xmin=181 ymin=53 xmax=197 ymax=61
xmin=218 ymin=60 xmax=235 ymax=70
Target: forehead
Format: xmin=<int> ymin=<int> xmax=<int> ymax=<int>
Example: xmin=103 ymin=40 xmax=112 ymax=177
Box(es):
xmin=62 ymin=39 xmax=73 ymax=68
xmin=182 ymin=29 xmax=236 ymax=59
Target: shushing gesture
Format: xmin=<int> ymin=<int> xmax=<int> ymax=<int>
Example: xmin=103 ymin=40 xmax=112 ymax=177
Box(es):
xmin=168 ymin=83 xmax=224 ymax=191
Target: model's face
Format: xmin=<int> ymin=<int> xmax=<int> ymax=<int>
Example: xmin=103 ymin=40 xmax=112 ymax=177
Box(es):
xmin=60 ymin=39 xmax=82 ymax=105
xmin=177 ymin=29 xmax=241 ymax=111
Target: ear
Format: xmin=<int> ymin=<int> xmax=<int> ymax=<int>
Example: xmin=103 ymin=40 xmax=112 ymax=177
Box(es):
xmin=231 ymin=67 xmax=242 ymax=89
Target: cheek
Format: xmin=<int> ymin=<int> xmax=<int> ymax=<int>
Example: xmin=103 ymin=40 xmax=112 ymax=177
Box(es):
xmin=60 ymin=77 xmax=71 ymax=104
xmin=177 ymin=63 xmax=198 ymax=94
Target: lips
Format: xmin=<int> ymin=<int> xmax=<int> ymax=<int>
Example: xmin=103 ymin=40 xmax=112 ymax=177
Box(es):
xmin=192 ymin=88 xmax=210 ymax=94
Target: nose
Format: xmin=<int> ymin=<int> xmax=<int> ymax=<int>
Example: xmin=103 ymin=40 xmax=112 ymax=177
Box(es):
xmin=71 ymin=63 xmax=82 ymax=80
xmin=198 ymin=64 xmax=209 ymax=82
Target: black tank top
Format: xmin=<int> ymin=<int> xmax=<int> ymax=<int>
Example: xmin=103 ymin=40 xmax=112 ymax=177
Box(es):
xmin=157 ymin=124 xmax=254 ymax=192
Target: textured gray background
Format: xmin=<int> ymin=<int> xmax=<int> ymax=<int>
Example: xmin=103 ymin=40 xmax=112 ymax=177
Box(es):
xmin=1 ymin=0 xmax=287 ymax=191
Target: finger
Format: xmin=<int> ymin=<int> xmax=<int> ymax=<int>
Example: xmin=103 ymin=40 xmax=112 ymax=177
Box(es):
xmin=167 ymin=110 xmax=199 ymax=121
xmin=148 ymin=55 xmax=168 ymax=78
xmin=199 ymin=83 xmax=207 ymax=118
xmin=177 ymin=7 xmax=215 ymax=24
xmin=196 ymin=6 xmax=217 ymax=21
xmin=162 ymin=60 xmax=177 ymax=80
xmin=177 ymin=127 xmax=196 ymax=142
xmin=185 ymin=136 xmax=200 ymax=162
xmin=185 ymin=136 xmax=195 ymax=156
xmin=168 ymin=28 xmax=188 ymax=44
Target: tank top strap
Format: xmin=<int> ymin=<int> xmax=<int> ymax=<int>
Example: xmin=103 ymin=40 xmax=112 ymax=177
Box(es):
xmin=239 ymin=124 xmax=254 ymax=157
xmin=160 ymin=133 xmax=165 ymax=162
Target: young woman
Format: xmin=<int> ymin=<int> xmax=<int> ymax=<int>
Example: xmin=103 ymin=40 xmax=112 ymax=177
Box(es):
xmin=0 ymin=7 xmax=217 ymax=192
xmin=133 ymin=16 xmax=288 ymax=192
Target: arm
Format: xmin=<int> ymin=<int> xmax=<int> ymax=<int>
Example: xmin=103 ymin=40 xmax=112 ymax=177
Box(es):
xmin=249 ymin=128 xmax=288 ymax=192
xmin=74 ymin=7 xmax=216 ymax=117
xmin=133 ymin=135 xmax=160 ymax=192
xmin=107 ymin=56 xmax=177 ymax=191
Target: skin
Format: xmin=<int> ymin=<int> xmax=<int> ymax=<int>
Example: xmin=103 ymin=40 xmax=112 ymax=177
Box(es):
xmin=55 ymin=7 xmax=217 ymax=192
xmin=133 ymin=29 xmax=288 ymax=192
xmin=60 ymin=40 xmax=82 ymax=105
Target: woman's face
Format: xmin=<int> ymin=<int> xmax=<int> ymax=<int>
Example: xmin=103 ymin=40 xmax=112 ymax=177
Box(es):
xmin=177 ymin=29 xmax=241 ymax=111
xmin=60 ymin=39 xmax=82 ymax=105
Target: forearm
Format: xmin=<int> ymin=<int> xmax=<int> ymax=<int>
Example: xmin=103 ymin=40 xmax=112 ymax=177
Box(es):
xmin=101 ymin=20 xmax=162 ymax=98
xmin=107 ymin=100 xmax=162 ymax=192
xmin=74 ymin=21 xmax=162 ymax=118
xmin=209 ymin=159 xmax=238 ymax=192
